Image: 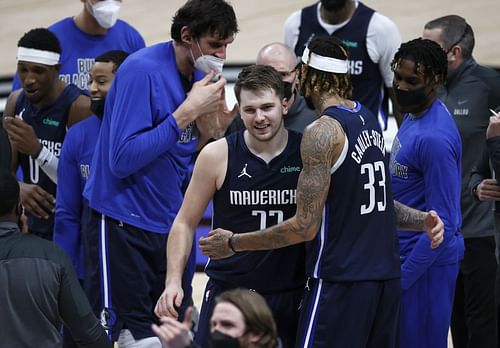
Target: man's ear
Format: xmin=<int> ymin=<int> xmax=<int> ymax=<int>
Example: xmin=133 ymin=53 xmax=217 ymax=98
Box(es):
xmin=180 ymin=26 xmax=194 ymax=45
xmin=282 ymin=97 xmax=289 ymax=116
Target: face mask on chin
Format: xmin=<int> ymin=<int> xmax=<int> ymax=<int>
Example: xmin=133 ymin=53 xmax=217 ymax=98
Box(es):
xmin=90 ymin=97 xmax=105 ymax=119
xmin=91 ymin=0 xmax=121 ymax=29
xmin=208 ymin=330 xmax=241 ymax=348
xmin=191 ymin=41 xmax=225 ymax=81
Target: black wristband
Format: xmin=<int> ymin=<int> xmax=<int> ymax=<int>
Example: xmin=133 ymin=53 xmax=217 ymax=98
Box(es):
xmin=228 ymin=232 xmax=237 ymax=253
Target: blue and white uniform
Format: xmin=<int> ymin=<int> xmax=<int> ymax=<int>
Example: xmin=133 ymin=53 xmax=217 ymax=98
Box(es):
xmin=12 ymin=18 xmax=145 ymax=91
xmin=15 ymin=84 xmax=84 ymax=240
xmin=196 ymin=130 xmax=305 ymax=348
xmin=83 ymin=41 xmax=202 ymax=341
xmin=390 ymin=99 xmax=464 ymax=348
xmin=284 ymin=1 xmax=401 ymax=129
xmin=298 ymin=102 xmax=401 ymax=348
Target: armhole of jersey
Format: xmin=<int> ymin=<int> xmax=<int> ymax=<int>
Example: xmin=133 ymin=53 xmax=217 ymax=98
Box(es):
xmin=331 ymin=136 xmax=349 ymax=174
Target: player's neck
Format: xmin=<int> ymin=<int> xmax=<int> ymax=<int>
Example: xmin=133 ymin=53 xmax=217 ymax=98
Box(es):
xmin=245 ymin=126 xmax=288 ymax=164
xmin=174 ymin=42 xmax=195 ymax=81
xmin=318 ymin=94 xmax=355 ymax=113
xmin=320 ymin=1 xmax=356 ymax=25
xmin=74 ymin=9 xmax=108 ymax=36
xmin=34 ymin=79 xmax=67 ymax=109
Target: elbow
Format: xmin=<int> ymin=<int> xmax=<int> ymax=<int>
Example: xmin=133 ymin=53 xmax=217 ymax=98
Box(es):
xmin=109 ymin=151 xmax=133 ymax=178
xmin=297 ymin=218 xmax=321 ymax=242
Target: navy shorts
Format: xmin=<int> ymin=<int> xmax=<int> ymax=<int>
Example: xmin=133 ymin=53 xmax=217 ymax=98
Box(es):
xmin=83 ymin=209 xmax=194 ymax=341
xmin=296 ymin=277 xmax=401 ymax=348
xmin=194 ymin=278 xmax=303 ymax=348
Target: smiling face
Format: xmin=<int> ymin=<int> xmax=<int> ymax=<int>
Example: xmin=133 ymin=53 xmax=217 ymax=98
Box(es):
xmin=88 ymin=61 xmax=115 ymax=98
xmin=239 ymin=88 xmax=286 ymax=142
xmin=17 ymin=61 xmax=59 ymax=105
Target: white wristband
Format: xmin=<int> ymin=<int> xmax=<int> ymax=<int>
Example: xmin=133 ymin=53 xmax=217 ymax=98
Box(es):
xmin=35 ymin=145 xmax=58 ymax=184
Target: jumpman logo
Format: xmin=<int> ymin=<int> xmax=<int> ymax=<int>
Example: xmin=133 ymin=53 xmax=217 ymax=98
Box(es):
xmin=238 ymin=163 xmax=252 ymax=178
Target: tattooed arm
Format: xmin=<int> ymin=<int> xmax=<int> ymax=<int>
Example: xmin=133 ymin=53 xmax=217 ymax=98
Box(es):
xmin=394 ymin=201 xmax=444 ymax=248
xmin=199 ymin=117 xmax=346 ymax=259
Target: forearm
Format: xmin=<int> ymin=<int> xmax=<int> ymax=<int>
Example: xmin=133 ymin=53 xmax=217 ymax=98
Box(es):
xmin=166 ymin=224 xmax=196 ymax=286
xmin=394 ymin=200 xmax=427 ymax=230
xmin=110 ymin=116 xmax=183 ymax=178
xmin=35 ymin=145 xmax=58 ymax=183
xmin=232 ymin=216 xmax=317 ymax=252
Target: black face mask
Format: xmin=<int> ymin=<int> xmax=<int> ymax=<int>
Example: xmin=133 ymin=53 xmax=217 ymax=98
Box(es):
xmin=283 ymin=81 xmax=294 ymax=100
xmin=393 ymin=86 xmax=428 ymax=113
xmin=90 ymin=97 xmax=105 ymax=119
xmin=321 ymin=0 xmax=349 ymax=12
xmin=208 ymin=330 xmax=241 ymax=348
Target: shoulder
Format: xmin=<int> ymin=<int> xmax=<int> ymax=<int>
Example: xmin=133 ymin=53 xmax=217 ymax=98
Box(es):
xmin=111 ymin=20 xmax=145 ymax=41
xmin=367 ymin=12 xmax=400 ymax=40
xmin=48 ymin=17 xmax=73 ymax=31
xmin=4 ymin=89 xmax=23 ymax=115
xmin=302 ymin=116 xmax=345 ymax=161
xmin=197 ymin=138 xmax=229 ymax=166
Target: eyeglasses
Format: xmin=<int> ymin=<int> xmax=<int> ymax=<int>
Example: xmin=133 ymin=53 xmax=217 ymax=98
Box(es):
xmin=446 ymin=25 xmax=467 ymax=54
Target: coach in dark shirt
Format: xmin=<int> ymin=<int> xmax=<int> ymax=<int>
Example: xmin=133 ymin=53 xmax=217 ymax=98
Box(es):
xmin=0 ymin=171 xmax=111 ymax=348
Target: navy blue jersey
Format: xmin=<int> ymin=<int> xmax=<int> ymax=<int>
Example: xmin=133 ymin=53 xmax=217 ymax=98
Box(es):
xmin=206 ymin=130 xmax=306 ymax=293
xmin=15 ymin=84 xmax=84 ymax=239
xmin=307 ymin=103 xmax=400 ymax=282
xmin=295 ymin=2 xmax=383 ymax=119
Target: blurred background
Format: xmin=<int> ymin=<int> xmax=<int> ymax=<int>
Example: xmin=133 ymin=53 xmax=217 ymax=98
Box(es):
xmin=0 ymin=0 xmax=498 ymax=76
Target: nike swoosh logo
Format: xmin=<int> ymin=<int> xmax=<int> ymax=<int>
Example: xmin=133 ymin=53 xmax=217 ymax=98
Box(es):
xmin=457 ymin=100 xmax=468 ymax=105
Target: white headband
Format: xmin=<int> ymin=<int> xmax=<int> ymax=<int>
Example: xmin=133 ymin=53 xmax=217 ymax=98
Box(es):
xmin=301 ymin=46 xmax=348 ymax=74
xmin=17 ymin=47 xmax=60 ymax=66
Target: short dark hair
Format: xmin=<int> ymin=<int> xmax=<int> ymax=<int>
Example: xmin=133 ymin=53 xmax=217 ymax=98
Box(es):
xmin=95 ymin=50 xmax=129 ymax=73
xmin=170 ymin=0 xmax=238 ymax=42
xmin=300 ymin=35 xmax=352 ymax=100
xmin=216 ymin=289 xmax=277 ymax=348
xmin=391 ymin=38 xmax=448 ymax=85
xmin=424 ymin=15 xmax=474 ymax=59
xmin=234 ymin=65 xmax=284 ymax=103
xmin=17 ymin=28 xmax=61 ymax=54
xmin=0 ymin=171 xmax=20 ymax=216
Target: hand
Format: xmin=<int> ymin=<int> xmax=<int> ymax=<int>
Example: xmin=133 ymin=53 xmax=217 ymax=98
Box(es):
xmin=423 ymin=210 xmax=444 ymax=249
xmin=487 ymin=115 xmax=500 ymax=139
xmin=174 ymin=73 xmax=227 ymax=129
xmin=196 ymin=101 xmax=238 ymax=140
xmin=3 ymin=116 xmax=41 ymax=157
xmin=155 ymin=282 xmax=184 ymax=319
xmin=152 ymin=307 xmax=192 ymax=348
xmin=19 ymin=183 xmax=55 ymax=219
xmin=475 ymin=178 xmax=500 ymax=201
xmin=199 ymin=228 xmax=235 ymax=260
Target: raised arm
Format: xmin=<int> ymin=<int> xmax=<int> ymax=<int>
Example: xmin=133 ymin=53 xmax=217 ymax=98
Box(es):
xmin=199 ymin=116 xmax=346 ymax=259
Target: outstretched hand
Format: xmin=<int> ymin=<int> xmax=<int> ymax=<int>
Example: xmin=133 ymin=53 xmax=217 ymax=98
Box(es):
xmin=152 ymin=307 xmax=192 ymax=348
xmin=199 ymin=228 xmax=235 ymax=260
xmin=424 ymin=210 xmax=444 ymax=249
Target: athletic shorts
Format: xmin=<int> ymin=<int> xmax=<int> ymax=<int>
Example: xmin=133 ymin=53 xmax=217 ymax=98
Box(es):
xmin=296 ymin=277 xmax=401 ymax=348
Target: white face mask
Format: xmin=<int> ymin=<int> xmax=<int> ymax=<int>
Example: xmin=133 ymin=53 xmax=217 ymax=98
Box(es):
xmin=191 ymin=41 xmax=225 ymax=79
xmin=91 ymin=0 xmax=121 ymax=29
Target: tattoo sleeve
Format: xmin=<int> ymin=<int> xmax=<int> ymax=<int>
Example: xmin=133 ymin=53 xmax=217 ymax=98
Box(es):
xmin=233 ymin=118 xmax=345 ymax=251
xmin=393 ymin=200 xmax=426 ymax=230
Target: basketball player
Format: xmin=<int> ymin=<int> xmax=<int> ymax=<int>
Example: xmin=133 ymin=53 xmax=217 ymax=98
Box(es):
xmin=199 ymin=36 xmax=444 ymax=348
xmin=155 ymin=64 xmax=305 ymax=348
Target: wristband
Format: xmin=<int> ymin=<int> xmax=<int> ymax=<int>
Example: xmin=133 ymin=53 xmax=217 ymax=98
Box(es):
xmin=228 ymin=232 xmax=237 ymax=253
